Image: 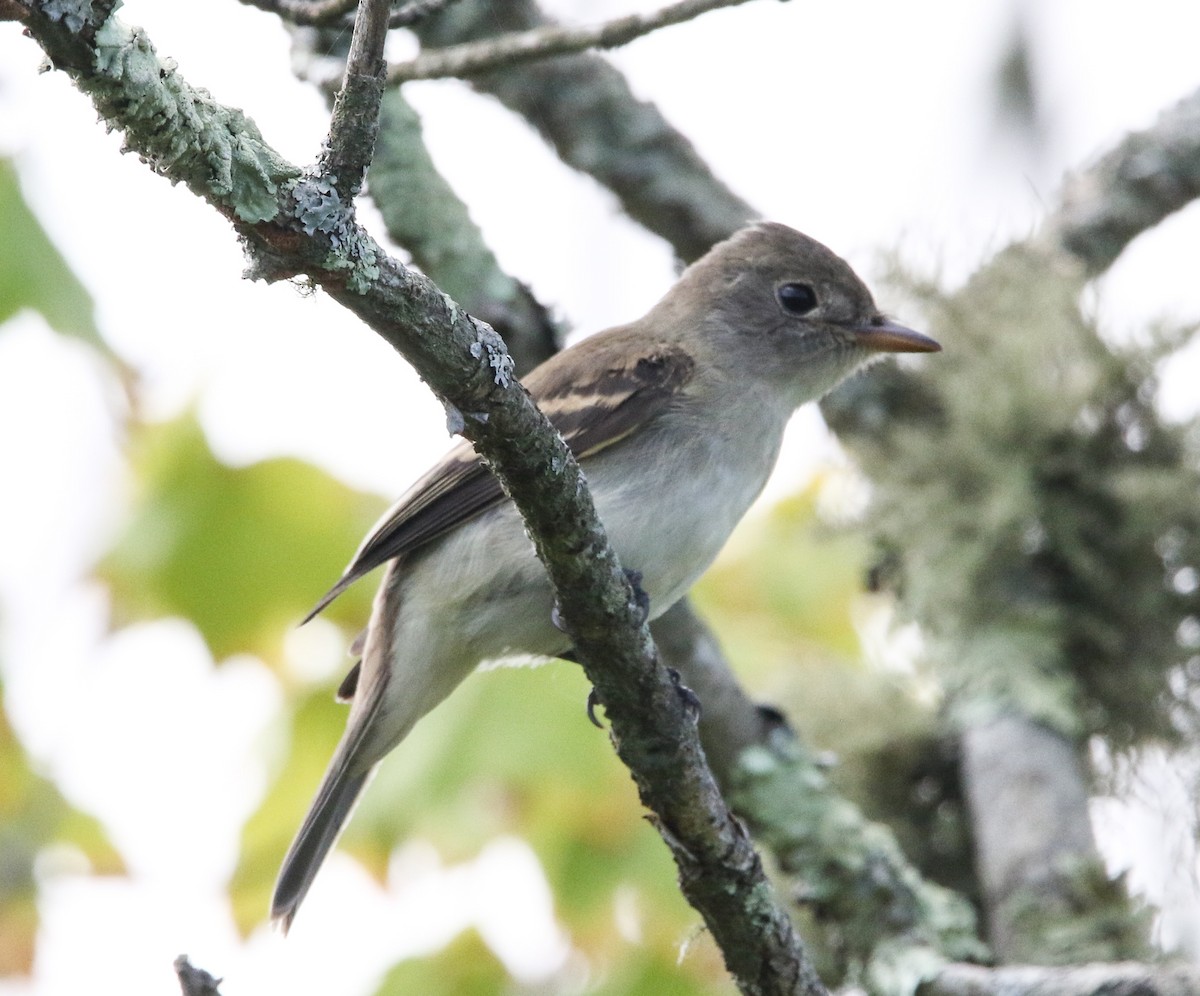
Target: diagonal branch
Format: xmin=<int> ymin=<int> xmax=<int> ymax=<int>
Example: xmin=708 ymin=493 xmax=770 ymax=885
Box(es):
xmin=1047 ymin=84 xmax=1200 ymax=274
xmin=388 ymin=0 xmax=758 ymax=84
xmin=13 ymin=4 xmax=826 ymax=993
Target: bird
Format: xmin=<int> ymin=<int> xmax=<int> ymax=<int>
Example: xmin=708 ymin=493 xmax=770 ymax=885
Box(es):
xmin=270 ymin=221 xmax=940 ymax=930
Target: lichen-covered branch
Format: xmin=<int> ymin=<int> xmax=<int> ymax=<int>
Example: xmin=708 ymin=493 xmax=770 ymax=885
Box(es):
xmin=1049 ymin=84 xmax=1200 ymax=274
xmin=961 ymin=716 xmax=1148 ymax=963
xmin=412 ymin=0 xmax=756 ymax=263
xmin=13 ymin=4 xmax=827 ymax=992
xmin=822 ymin=98 xmax=1200 ymax=964
xmin=388 ymin=0 xmax=758 ymax=84
xmin=368 ymin=87 xmax=560 ymax=372
xmin=287 ymin=25 xmax=560 ymax=372
xmin=922 ymin=962 xmax=1200 ymax=996
xmin=654 ymin=601 xmax=986 ymax=992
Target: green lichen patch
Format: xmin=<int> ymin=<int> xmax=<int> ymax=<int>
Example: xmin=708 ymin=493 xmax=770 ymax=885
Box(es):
xmin=67 ymin=12 xmax=299 ymax=223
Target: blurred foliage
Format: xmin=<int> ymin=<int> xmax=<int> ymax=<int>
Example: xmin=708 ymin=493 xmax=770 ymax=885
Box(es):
xmin=371 ymin=927 xmax=732 ymax=996
xmin=693 ymin=485 xmax=868 ymax=669
xmin=0 ymin=678 xmax=124 ymax=976
xmin=238 ymin=660 xmax=731 ymax=988
xmin=0 ymin=157 xmax=104 ymax=351
xmin=0 ymin=168 xmax=125 ymax=978
xmin=374 ymin=931 xmax=511 ymax=996
xmin=991 ymin=5 xmax=1046 ymax=157
xmin=98 ymin=412 xmax=384 ymax=664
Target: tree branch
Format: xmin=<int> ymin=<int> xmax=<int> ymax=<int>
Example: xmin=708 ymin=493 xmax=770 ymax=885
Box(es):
xmin=174 ymin=955 xmax=223 ymax=996
xmin=238 ymin=0 xmax=356 ymax=25
xmin=923 ymin=962 xmax=1200 ymax=996
xmin=1048 ymin=84 xmax=1200 ymax=274
xmin=366 ymin=86 xmax=561 ymax=371
xmin=237 ymin=0 xmax=460 ymax=29
xmin=388 ymin=0 xmax=758 ymax=84
xmin=288 ymin=25 xmax=561 ymax=372
xmin=654 ymin=602 xmax=986 ymax=990
xmin=319 ymin=0 xmax=389 ymax=202
xmin=15 ymin=4 xmax=826 ymax=992
xmin=412 ymin=0 xmax=756 ymax=263
xmin=822 ymin=81 xmax=1200 ymax=971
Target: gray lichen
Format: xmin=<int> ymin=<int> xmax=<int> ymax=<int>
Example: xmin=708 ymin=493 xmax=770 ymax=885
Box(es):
xmin=54 ymin=10 xmax=301 ymax=224
xmin=469 ymin=326 xmax=516 ymax=387
xmin=42 ymin=0 xmax=102 ymax=32
xmin=285 ymin=171 xmax=380 ymax=294
xmin=825 ymin=244 xmax=1200 ymax=747
xmin=731 ymin=735 xmax=986 ymax=995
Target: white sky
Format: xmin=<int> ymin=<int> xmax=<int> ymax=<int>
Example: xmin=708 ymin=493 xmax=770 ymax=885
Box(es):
xmin=1 ymin=1 xmax=1200 ymax=992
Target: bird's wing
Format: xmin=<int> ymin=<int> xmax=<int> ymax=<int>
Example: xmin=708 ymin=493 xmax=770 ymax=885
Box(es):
xmin=304 ymin=338 xmax=694 ymax=622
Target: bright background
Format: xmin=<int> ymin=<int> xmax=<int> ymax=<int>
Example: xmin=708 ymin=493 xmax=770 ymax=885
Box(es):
xmin=1 ymin=1 xmax=1200 ymax=993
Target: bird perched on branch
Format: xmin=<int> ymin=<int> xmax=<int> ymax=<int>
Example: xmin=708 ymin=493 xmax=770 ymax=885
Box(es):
xmin=271 ymin=221 xmax=940 ymax=930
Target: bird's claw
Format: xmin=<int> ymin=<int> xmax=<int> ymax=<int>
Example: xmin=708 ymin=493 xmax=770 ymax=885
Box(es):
xmin=624 ymin=568 xmax=651 ymax=625
xmin=586 ymin=688 xmax=605 ymax=728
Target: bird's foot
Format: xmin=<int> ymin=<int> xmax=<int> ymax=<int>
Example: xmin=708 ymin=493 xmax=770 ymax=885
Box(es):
xmin=624 ymin=568 xmax=651 ymax=625
xmin=667 ymin=667 xmax=702 ymax=723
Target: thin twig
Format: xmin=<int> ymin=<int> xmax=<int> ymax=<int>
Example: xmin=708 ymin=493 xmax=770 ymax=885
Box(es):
xmin=320 ymin=0 xmax=391 ymax=201
xmin=410 ymin=0 xmax=756 ymax=263
xmin=238 ymin=0 xmax=356 ymax=27
xmin=388 ymin=0 xmax=460 ymax=28
xmin=174 ymin=956 xmax=223 ymax=996
xmin=237 ymin=0 xmax=458 ymax=28
xmin=388 ymin=0 xmax=758 ymax=83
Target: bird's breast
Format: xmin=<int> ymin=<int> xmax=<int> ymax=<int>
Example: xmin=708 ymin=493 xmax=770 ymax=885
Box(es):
xmin=587 ymin=407 xmax=784 ymax=612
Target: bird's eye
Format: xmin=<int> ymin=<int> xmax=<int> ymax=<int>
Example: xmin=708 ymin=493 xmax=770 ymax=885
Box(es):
xmin=776 ymin=282 xmax=818 ymax=316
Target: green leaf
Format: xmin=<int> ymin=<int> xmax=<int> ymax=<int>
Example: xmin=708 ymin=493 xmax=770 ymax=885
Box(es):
xmin=693 ymin=483 xmax=870 ymax=671
xmin=0 ymin=678 xmax=124 ymax=976
xmin=372 ymin=931 xmax=509 ymax=996
xmin=238 ymin=661 xmax=709 ymax=961
xmin=230 ymin=686 xmax=349 ymax=934
xmin=98 ymin=412 xmax=384 ymax=663
xmin=0 ymin=157 xmax=101 ymax=346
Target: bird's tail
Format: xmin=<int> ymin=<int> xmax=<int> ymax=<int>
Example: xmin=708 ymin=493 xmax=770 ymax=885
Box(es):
xmin=270 ymin=727 xmax=376 ymax=933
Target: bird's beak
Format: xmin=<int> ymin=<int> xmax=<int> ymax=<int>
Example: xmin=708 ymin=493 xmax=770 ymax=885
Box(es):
xmin=853 ymin=318 xmax=941 ymax=354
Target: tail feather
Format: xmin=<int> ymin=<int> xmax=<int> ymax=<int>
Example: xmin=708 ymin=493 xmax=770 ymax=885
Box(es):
xmin=270 ymin=755 xmax=373 ymax=933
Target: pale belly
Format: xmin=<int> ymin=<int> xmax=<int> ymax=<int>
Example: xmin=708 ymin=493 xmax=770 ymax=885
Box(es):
xmin=400 ymin=414 xmax=782 ymax=666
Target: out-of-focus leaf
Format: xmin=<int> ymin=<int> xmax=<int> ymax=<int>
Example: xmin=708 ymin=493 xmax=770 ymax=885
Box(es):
xmin=0 ymin=157 xmax=101 ymax=347
xmin=372 ymin=931 xmax=510 ymax=996
xmin=693 ymin=482 xmax=869 ymax=672
xmin=230 ymin=686 xmax=347 ymax=933
xmin=237 ymin=661 xmax=715 ymax=964
xmin=346 ymin=663 xmax=701 ymax=936
xmin=99 ymin=412 xmax=384 ymax=663
xmin=371 ymin=926 xmax=731 ymax=996
xmin=583 ymin=944 xmax=733 ymax=996
xmin=0 ymin=679 xmax=125 ymax=976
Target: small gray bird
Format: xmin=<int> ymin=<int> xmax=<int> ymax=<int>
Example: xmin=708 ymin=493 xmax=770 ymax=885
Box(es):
xmin=271 ymin=222 xmax=939 ymax=929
